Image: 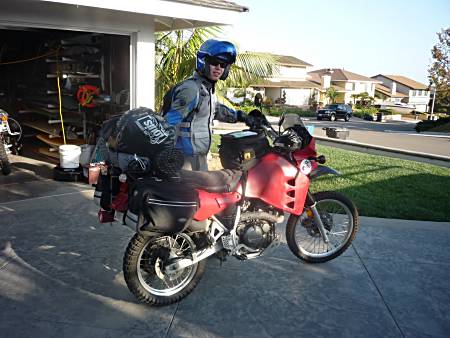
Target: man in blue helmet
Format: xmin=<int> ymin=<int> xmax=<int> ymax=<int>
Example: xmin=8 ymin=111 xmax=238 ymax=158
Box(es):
xmin=164 ymin=39 xmax=248 ymax=171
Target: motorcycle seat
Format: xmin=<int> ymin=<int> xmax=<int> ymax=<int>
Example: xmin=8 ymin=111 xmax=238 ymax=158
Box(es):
xmin=179 ymin=169 xmax=242 ymax=193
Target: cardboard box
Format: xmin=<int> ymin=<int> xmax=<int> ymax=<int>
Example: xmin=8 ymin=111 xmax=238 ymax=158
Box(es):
xmin=323 ymin=127 xmax=350 ymax=140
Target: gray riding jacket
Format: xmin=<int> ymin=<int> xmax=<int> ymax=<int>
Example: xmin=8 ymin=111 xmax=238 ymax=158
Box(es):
xmin=164 ymin=72 xmax=237 ymax=156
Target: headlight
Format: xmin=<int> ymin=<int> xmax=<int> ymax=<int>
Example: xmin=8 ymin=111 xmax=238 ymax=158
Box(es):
xmin=299 ymin=159 xmax=312 ymax=175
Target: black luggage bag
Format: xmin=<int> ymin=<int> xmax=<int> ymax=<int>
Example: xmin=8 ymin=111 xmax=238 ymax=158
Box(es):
xmin=219 ymin=131 xmax=270 ymax=171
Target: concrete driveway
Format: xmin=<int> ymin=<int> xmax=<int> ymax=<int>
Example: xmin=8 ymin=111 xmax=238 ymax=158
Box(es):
xmin=1 ymin=156 xmax=450 ymax=338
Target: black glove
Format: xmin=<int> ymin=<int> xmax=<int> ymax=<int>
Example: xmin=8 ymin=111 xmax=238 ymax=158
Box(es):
xmin=236 ymin=110 xmax=247 ymax=123
xmin=244 ymin=115 xmax=258 ymax=129
xmin=236 ymin=110 xmax=256 ymax=128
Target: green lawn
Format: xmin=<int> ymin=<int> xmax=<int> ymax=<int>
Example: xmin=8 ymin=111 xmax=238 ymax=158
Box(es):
xmin=211 ymin=134 xmax=450 ymax=221
xmin=312 ymin=145 xmax=450 ymax=221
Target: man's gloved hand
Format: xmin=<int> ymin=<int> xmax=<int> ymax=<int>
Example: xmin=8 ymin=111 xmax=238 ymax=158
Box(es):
xmin=237 ymin=110 xmax=258 ymax=128
xmin=236 ymin=110 xmax=247 ymax=123
xmin=245 ymin=115 xmax=258 ymax=129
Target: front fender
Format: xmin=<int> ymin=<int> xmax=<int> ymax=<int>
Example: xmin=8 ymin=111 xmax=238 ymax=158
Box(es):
xmin=309 ymin=165 xmax=340 ymax=180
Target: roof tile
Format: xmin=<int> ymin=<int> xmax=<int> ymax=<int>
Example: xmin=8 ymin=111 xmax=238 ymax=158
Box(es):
xmin=309 ymin=68 xmax=378 ymax=82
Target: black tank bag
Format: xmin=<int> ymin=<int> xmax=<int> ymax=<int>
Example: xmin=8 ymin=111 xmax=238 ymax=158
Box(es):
xmin=219 ymin=131 xmax=270 ymax=171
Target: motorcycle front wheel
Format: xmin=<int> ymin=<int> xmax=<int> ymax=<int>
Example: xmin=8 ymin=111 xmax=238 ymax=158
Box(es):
xmin=0 ymin=141 xmax=11 ymax=175
xmin=123 ymin=232 xmax=205 ymax=306
xmin=286 ymin=191 xmax=359 ymax=263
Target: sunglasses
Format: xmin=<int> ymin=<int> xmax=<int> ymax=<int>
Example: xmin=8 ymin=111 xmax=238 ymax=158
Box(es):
xmin=207 ymin=57 xmax=228 ymax=68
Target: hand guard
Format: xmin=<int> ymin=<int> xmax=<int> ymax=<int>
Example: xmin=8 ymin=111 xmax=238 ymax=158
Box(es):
xmin=286 ymin=129 xmax=305 ymax=150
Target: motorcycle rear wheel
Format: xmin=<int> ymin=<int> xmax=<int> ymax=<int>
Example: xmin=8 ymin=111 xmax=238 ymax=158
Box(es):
xmin=0 ymin=142 xmax=11 ymax=175
xmin=286 ymin=191 xmax=359 ymax=263
xmin=123 ymin=233 xmax=205 ymax=306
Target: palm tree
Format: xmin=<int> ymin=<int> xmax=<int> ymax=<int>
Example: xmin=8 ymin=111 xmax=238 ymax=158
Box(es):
xmin=155 ymin=26 xmax=278 ymax=109
xmin=325 ymin=87 xmax=338 ymax=104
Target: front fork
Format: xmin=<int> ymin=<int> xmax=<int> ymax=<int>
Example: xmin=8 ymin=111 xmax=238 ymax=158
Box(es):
xmin=305 ymin=190 xmax=330 ymax=243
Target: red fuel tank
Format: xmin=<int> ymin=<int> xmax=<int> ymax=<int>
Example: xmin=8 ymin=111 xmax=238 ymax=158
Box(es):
xmin=245 ymin=152 xmax=309 ymax=215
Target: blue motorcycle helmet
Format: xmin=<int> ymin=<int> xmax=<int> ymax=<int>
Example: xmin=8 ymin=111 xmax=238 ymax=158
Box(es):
xmin=196 ymin=39 xmax=237 ymax=80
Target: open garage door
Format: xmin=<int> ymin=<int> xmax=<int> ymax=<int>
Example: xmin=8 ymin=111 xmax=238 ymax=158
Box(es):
xmin=0 ymin=27 xmax=130 ymax=161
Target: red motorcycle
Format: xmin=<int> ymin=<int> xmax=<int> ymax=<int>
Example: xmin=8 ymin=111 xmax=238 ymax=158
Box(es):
xmin=96 ymin=112 xmax=359 ymax=306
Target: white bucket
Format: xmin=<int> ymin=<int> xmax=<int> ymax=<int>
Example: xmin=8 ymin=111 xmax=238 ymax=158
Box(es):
xmin=59 ymin=144 xmax=82 ymax=169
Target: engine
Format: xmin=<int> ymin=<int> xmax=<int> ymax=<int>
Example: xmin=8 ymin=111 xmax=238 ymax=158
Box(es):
xmin=236 ymin=218 xmax=276 ymax=251
xmin=222 ymin=201 xmax=282 ymax=259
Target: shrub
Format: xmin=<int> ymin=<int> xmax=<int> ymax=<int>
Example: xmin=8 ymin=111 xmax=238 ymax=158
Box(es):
xmin=237 ymin=104 xmax=316 ymax=118
xmin=352 ymin=110 xmax=365 ymax=119
xmin=268 ymin=106 xmax=317 ymax=117
xmin=415 ymin=116 xmax=450 ymax=132
xmin=353 ymin=107 xmax=378 ymax=119
xmin=378 ymin=108 xmax=395 ymax=115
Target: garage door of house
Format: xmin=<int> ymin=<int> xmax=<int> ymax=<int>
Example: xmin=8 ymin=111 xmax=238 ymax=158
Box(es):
xmin=284 ymin=88 xmax=311 ymax=106
xmin=0 ymin=27 xmax=130 ymax=161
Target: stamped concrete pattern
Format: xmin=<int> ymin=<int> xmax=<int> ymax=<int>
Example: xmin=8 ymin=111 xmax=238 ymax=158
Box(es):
xmin=1 ymin=178 xmax=449 ymax=338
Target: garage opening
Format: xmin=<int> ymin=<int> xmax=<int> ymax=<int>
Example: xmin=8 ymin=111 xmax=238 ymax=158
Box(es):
xmin=0 ymin=27 xmax=130 ymax=164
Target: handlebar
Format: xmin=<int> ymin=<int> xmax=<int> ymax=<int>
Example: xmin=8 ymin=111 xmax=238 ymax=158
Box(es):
xmin=307 ymin=155 xmax=326 ymax=164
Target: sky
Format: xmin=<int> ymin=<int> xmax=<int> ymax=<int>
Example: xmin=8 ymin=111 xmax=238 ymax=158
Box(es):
xmin=220 ymin=0 xmax=450 ymax=84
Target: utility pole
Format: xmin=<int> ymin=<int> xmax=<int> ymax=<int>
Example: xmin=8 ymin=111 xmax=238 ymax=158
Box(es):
xmin=430 ymin=86 xmax=436 ymax=120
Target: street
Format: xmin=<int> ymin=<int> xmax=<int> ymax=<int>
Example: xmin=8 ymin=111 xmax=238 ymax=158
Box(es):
xmin=303 ymin=118 xmax=450 ymax=158
xmin=215 ymin=117 xmax=450 ymax=159
xmin=310 ymin=117 xmax=416 ymax=133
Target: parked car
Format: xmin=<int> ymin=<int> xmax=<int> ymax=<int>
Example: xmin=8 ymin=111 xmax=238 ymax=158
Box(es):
xmin=317 ymin=104 xmax=353 ymax=122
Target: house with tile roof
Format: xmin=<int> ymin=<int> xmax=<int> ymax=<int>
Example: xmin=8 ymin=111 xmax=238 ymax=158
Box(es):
xmin=371 ymin=74 xmax=430 ymax=112
xmin=248 ymin=62 xmax=382 ymax=109
xmin=308 ymin=69 xmax=381 ymax=105
xmin=250 ymin=54 xmax=317 ymax=107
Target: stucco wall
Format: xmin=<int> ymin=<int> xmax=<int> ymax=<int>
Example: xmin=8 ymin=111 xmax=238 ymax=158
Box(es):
xmin=273 ymin=65 xmax=307 ymax=81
